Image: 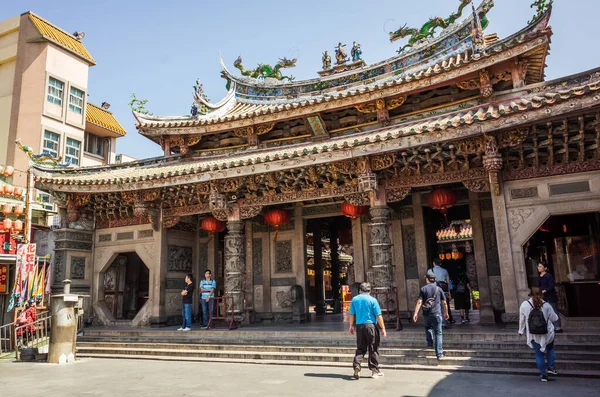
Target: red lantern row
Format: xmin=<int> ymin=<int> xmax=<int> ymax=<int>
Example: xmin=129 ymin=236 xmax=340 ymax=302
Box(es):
xmin=0 ymin=165 xmax=14 ymax=177
xmin=2 ymin=218 xmax=22 ymax=232
xmin=1 ymin=184 xmax=23 ymax=197
xmin=264 ymin=209 xmax=290 ymax=241
xmin=2 ymin=204 xmax=24 ymax=216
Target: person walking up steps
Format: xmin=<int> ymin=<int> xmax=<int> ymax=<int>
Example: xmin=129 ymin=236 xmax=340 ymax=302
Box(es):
xmin=349 ymin=282 xmax=387 ymax=379
xmin=519 ymin=287 xmax=559 ymax=382
xmin=413 ymin=270 xmax=449 ymax=360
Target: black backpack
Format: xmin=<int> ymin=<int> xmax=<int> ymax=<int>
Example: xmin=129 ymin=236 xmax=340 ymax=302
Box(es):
xmin=527 ymin=301 xmax=548 ymax=335
xmin=456 ymin=279 xmax=466 ymax=294
xmin=422 ymin=287 xmax=439 ymax=314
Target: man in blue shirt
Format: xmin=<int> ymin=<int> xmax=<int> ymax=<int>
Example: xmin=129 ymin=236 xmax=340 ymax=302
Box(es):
xmin=413 ymin=270 xmax=449 ymax=360
xmin=349 ymin=282 xmax=387 ymax=379
xmin=199 ymin=269 xmax=216 ymax=329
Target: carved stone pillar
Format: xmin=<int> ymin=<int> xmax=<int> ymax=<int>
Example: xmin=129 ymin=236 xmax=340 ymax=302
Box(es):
xmin=368 ymin=206 xmax=393 ymax=293
xmin=483 ymin=134 xmax=502 ymax=196
xmin=224 ymin=220 xmax=245 ymax=320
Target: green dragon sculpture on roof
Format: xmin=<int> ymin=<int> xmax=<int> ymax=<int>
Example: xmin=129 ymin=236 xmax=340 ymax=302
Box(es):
xmin=233 ymin=56 xmax=297 ymax=82
xmin=15 ymin=139 xmax=71 ymax=167
xmin=529 ymin=0 xmax=553 ymax=24
xmin=389 ymin=0 xmax=491 ymax=54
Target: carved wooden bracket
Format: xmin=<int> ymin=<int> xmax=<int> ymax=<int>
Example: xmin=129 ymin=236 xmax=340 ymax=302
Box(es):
xmin=240 ymin=205 xmax=263 ymax=219
xmin=386 ymin=187 xmax=411 ymax=203
xmin=344 ymin=193 xmax=370 ymax=206
xmin=212 ymin=208 xmax=233 ymax=222
xmin=163 ymin=216 xmax=180 ymax=229
xmin=234 ymin=122 xmax=276 ymax=138
xmin=462 ymin=179 xmax=491 ymax=193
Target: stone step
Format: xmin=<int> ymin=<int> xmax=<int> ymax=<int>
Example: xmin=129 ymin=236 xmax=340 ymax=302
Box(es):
xmin=77 ymin=336 xmax=600 ymax=352
xmin=81 ymin=329 xmax=599 ymax=343
xmin=76 ymin=346 xmax=600 ymax=371
xmin=76 ymin=341 xmax=600 ymax=361
xmin=76 ymin=352 xmax=600 ymax=378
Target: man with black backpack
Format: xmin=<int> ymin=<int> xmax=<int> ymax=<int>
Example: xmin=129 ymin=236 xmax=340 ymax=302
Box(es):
xmin=519 ymin=287 xmax=560 ymax=382
xmin=413 ymin=270 xmax=450 ymax=360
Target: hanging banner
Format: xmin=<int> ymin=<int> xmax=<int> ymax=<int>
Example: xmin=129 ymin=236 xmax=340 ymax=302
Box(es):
xmin=0 ymin=264 xmax=8 ymax=294
xmin=16 ymin=243 xmax=36 ymax=298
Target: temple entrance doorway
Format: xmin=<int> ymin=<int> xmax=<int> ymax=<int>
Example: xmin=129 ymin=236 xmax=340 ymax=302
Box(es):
xmin=305 ymin=216 xmax=354 ymax=321
xmin=423 ymin=189 xmax=481 ymax=325
xmin=102 ymin=253 xmax=150 ymax=320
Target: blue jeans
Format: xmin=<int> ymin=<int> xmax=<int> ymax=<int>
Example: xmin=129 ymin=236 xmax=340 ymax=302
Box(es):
xmin=181 ymin=303 xmax=192 ymax=329
xmin=424 ymin=314 xmax=444 ymax=358
xmin=201 ymin=298 xmax=214 ymax=326
xmin=531 ymin=341 xmax=555 ymax=376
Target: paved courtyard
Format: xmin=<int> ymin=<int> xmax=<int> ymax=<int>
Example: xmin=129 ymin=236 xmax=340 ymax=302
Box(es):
xmin=1 ymin=358 xmax=598 ymax=397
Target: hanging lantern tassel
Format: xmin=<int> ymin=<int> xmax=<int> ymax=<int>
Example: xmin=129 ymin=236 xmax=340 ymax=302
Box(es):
xmin=264 ymin=209 xmax=290 ymax=242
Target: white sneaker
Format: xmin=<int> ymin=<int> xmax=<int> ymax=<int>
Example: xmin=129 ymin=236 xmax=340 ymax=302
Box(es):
xmin=177 ymin=327 xmax=184 ymax=331
xmin=182 ymin=328 xmax=191 ymax=331
xmin=372 ymin=370 xmax=384 ymax=378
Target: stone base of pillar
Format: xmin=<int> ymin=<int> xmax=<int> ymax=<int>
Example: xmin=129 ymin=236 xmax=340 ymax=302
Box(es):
xmin=478 ymin=306 xmax=496 ymax=325
xmin=501 ymin=312 xmax=519 ymax=324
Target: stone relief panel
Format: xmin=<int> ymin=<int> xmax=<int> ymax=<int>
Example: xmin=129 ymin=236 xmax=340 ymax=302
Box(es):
xmin=98 ymin=234 xmax=112 ymax=242
xmin=70 ymin=256 xmax=86 ymax=280
xmin=489 ymin=276 xmax=505 ymax=311
xmin=166 ymin=292 xmax=182 ymax=316
xmin=406 ymin=279 xmax=420 ymax=312
xmin=166 ymin=278 xmax=183 ymax=290
xmin=482 ymin=218 xmax=501 ymax=277
xmin=53 ymin=251 xmax=66 ymax=284
xmin=271 ymin=286 xmax=293 ymax=312
xmin=167 ymin=245 xmax=193 ymax=272
xmin=275 ymin=240 xmax=293 ymax=273
xmin=198 ymin=242 xmax=208 ymax=269
xmin=399 ymin=207 xmax=414 ymax=219
xmin=254 ymin=285 xmax=264 ymax=312
xmin=402 ymin=225 xmax=418 ymax=280
xmin=479 ymin=199 xmax=493 ymax=211
xmin=252 ymin=238 xmax=263 ymax=285
xmin=510 ymin=187 xmax=539 ymax=200
xmin=509 ymin=208 xmax=536 ymax=232
xmin=138 ymin=229 xmax=153 ymax=238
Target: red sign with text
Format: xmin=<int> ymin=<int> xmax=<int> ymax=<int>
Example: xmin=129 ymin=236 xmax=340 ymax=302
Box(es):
xmin=0 ymin=264 xmax=7 ymax=294
xmin=16 ymin=243 xmax=36 ymax=283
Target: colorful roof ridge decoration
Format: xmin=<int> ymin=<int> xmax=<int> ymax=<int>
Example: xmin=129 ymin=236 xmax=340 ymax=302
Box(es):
xmin=27 ymin=12 xmax=96 ymax=65
xmin=133 ymin=1 xmax=553 ymax=134
xmin=32 ymin=68 xmax=600 ymax=191
xmin=86 ymin=102 xmax=127 ymax=136
xmin=15 ymin=139 xmax=71 ymax=167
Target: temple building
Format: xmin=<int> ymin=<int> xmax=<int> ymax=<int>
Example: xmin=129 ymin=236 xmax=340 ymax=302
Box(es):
xmin=29 ymin=1 xmax=600 ymax=327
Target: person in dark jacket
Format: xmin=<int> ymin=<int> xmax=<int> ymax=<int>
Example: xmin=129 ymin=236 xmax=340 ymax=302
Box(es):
xmin=537 ymin=262 xmax=562 ymax=333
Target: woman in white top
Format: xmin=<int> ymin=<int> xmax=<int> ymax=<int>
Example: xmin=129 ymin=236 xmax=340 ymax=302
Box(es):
xmin=519 ymin=287 xmax=559 ymax=382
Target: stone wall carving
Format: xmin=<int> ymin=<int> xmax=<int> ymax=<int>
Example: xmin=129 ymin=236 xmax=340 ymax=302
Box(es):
xmin=402 ymin=224 xmax=418 ymax=279
xmin=53 ymin=251 xmax=66 ymax=284
xmin=167 ymin=245 xmax=193 ymax=272
xmin=406 ymin=279 xmax=420 ymax=312
xmin=252 ymin=238 xmax=263 ymax=285
xmin=70 ymin=257 xmax=86 ymax=279
xmin=275 ymin=241 xmax=293 ymax=273
xmin=166 ymin=278 xmax=183 ymax=290
xmin=138 ymin=229 xmax=153 ymax=238
xmin=254 ymin=285 xmax=264 ymax=312
xmin=510 ymin=187 xmax=538 ymax=200
xmin=479 ymin=199 xmax=493 ymax=211
xmin=199 ymin=242 xmax=208 ymax=268
xmin=272 ymin=286 xmax=293 ymax=310
xmin=98 ymin=234 xmax=112 ymax=242
xmin=482 ymin=218 xmax=500 ymax=277
xmin=489 ymin=275 xmax=505 ymax=311
xmin=509 ymin=208 xmax=535 ymax=232
xmin=166 ymin=292 xmax=181 ymax=316
xmin=399 ymin=207 xmax=414 ymax=219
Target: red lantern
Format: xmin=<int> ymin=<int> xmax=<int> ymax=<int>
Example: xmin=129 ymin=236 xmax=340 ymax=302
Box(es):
xmin=3 ymin=166 xmax=14 ymax=177
xmin=13 ymin=220 xmax=23 ymax=232
xmin=14 ymin=187 xmax=23 ymax=197
xmin=264 ymin=209 xmax=290 ymax=241
xmin=427 ymin=188 xmax=457 ymax=223
xmin=201 ymin=216 xmax=225 ymax=242
xmin=13 ymin=205 xmax=24 ymax=216
xmin=3 ymin=218 xmax=12 ymax=229
xmin=341 ymin=201 xmax=369 ymax=220
xmin=2 ymin=204 xmax=12 ymax=215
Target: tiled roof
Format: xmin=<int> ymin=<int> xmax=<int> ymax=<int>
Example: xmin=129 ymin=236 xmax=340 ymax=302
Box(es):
xmin=86 ymin=103 xmax=127 ymax=136
xmin=33 ymin=70 xmax=600 ymax=190
xmin=28 ymin=13 xmax=96 ymax=65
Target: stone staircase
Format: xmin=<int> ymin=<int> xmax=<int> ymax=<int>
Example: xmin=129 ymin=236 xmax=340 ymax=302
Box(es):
xmin=76 ymin=328 xmax=600 ymax=378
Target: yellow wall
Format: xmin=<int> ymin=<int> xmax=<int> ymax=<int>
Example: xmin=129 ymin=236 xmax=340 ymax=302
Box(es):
xmin=0 ymin=15 xmax=19 ymax=165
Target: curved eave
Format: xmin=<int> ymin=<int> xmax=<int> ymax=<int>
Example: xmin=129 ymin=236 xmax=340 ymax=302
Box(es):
xmin=35 ymin=68 xmax=600 ymax=193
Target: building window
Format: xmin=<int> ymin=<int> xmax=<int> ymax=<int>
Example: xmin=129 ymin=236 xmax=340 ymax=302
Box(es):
xmin=65 ymin=137 xmax=81 ymax=165
xmin=84 ymin=132 xmax=105 ymax=158
xmin=47 ymin=77 xmax=64 ymax=106
xmin=43 ymin=130 xmax=60 ymax=158
xmin=68 ymin=87 xmax=85 ymax=114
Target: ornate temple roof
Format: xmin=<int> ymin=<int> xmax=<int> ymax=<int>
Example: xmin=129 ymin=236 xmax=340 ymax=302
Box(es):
xmin=26 ymin=12 xmax=96 ymax=65
xmin=134 ymin=0 xmax=552 ymax=136
xmin=86 ymin=103 xmax=127 ymax=136
xmin=33 ymin=66 xmax=600 ymax=193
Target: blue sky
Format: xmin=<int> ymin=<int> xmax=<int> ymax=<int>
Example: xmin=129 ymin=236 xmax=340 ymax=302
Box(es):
xmin=3 ymin=0 xmax=596 ymax=159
